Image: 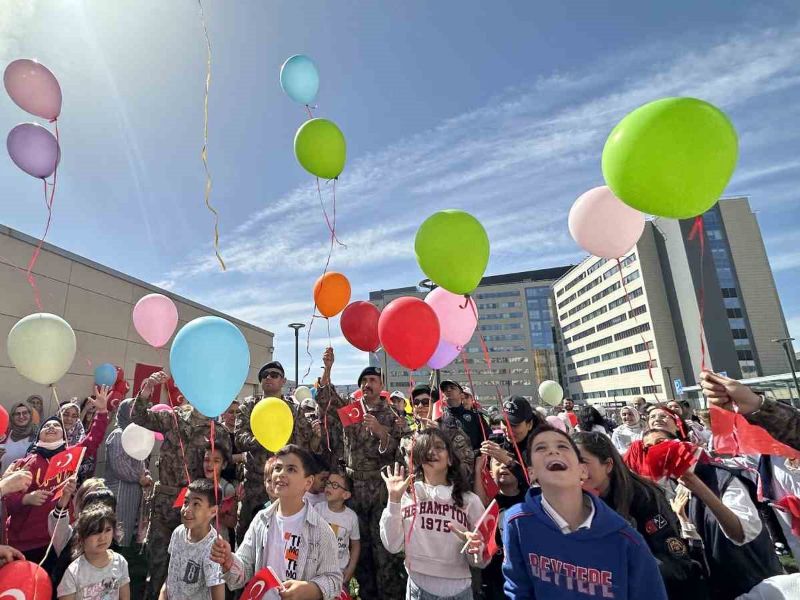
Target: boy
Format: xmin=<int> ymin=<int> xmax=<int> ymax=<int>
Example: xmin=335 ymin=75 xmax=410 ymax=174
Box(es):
xmin=502 ymin=426 xmax=667 ymax=600
xmin=304 ymin=456 xmax=330 ymax=508
xmin=210 ymin=445 xmax=341 ymax=599
xmin=203 ymin=445 xmax=237 ymax=545
xmin=162 ymin=479 xmax=224 ymax=600
xmin=315 ymin=470 xmax=361 ymax=587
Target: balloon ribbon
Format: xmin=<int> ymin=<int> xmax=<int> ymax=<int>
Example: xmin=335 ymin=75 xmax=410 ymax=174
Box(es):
xmin=687 ymin=216 xmax=708 ymax=372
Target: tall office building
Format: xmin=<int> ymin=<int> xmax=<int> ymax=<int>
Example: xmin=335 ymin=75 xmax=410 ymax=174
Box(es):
xmin=369 ymin=266 xmax=572 ymax=400
xmin=553 ymin=197 xmax=791 ymax=406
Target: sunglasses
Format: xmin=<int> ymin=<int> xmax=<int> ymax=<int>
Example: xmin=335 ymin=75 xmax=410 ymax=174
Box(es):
xmin=262 ymin=371 xmax=283 ymax=379
xmin=325 ymin=480 xmax=349 ymax=491
xmin=412 ymin=397 xmax=431 ymax=406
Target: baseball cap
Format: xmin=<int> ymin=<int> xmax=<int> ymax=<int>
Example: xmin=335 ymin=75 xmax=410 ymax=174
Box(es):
xmin=462 ymin=386 xmax=473 ymax=396
xmin=439 ymin=380 xmax=463 ymax=392
xmin=503 ymin=396 xmax=534 ymax=425
xmin=390 ymin=391 xmax=405 ymax=401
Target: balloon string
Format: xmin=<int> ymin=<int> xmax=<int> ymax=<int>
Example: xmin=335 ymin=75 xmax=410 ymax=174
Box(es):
xmin=209 ymin=419 xmax=221 ymax=533
xmin=170 ymin=404 xmax=192 ymax=485
xmin=460 ymin=351 xmax=488 ymax=443
xmin=688 ymin=216 xmax=708 ymax=372
xmin=316 ymin=178 xmax=346 ymax=247
xmin=197 ymin=0 xmax=225 ymax=271
xmin=327 ymin=318 xmax=331 ymax=349
xmin=305 ymin=104 xmax=314 ymax=120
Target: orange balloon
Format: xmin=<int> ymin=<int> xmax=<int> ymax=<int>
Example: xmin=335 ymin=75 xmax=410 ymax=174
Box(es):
xmin=313 ymin=272 xmax=351 ymax=317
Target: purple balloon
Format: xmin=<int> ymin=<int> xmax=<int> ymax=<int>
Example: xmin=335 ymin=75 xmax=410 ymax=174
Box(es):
xmin=7 ymin=122 xmax=60 ymax=179
xmin=427 ymin=339 xmax=460 ymax=369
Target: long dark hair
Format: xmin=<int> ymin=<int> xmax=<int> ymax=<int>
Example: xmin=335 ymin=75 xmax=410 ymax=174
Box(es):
xmin=577 ymin=405 xmax=606 ymax=433
xmin=412 ymin=428 xmax=468 ymax=509
xmin=573 ymin=431 xmax=664 ymax=524
xmin=73 ymin=504 xmax=117 ymax=559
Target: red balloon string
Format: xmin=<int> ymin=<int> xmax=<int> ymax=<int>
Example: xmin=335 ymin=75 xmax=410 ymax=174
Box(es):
xmin=687 ymin=216 xmax=708 ymax=372
xmin=305 ymin=104 xmax=314 ymax=120
xmin=169 ymin=404 xmax=192 ymax=486
xmin=209 ymin=419 xmax=221 ymax=533
xmin=460 ymin=350 xmax=488 ymax=443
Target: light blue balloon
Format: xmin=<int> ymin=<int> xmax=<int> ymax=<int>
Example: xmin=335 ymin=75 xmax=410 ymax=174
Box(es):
xmin=280 ymin=55 xmax=319 ymax=105
xmin=94 ymin=363 xmax=117 ymax=387
xmin=169 ymin=316 xmax=250 ymax=418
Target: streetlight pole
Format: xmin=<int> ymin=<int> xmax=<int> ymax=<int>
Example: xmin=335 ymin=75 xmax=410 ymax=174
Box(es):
xmin=288 ymin=323 xmax=305 ymax=391
xmin=772 ymin=337 xmax=800 ymax=402
xmin=663 ymin=366 xmax=674 ymax=399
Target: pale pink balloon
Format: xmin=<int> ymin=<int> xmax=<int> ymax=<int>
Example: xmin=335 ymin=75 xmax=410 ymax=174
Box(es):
xmin=133 ymin=294 xmax=179 ymax=348
xmin=424 ymin=287 xmax=477 ymax=347
xmin=427 ymin=339 xmax=460 ymax=369
xmin=4 ymin=59 xmax=62 ymax=120
xmin=568 ymin=186 xmax=646 ymax=259
xmin=149 ymin=404 xmax=171 ymax=440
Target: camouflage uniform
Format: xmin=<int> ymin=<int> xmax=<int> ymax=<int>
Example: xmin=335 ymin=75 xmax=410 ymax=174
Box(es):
xmin=746 ymin=398 xmax=800 ymax=451
xmin=130 ymin=394 xmax=231 ymax=600
xmin=397 ymin=420 xmax=475 ymax=483
xmin=234 ymin=396 xmax=320 ymax=544
xmin=318 ymin=385 xmax=407 ymax=600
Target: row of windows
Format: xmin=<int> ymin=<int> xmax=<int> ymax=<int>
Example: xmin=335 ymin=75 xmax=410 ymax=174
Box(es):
xmin=596 ymin=313 xmax=627 ymax=332
xmin=592 ymin=281 xmax=621 ymax=303
xmin=634 ymin=340 xmax=655 ymax=352
xmin=565 ymin=346 xmax=584 ymax=357
xmin=602 ymin=347 xmax=634 ymax=361
xmin=479 ymin=323 xmax=522 ymax=332
xmin=628 ymin=305 xmax=648 ymax=318
xmin=482 ymin=333 xmax=525 ymax=342
xmin=586 ymin=335 xmax=614 ymax=351
xmin=575 ymin=355 xmax=602 ymax=368
xmin=525 ymin=286 xmax=551 ymax=298
xmin=591 ymin=367 xmax=618 ymax=379
xmin=460 ymin=356 xmax=529 ymax=364
xmin=561 ymin=271 xmax=587 ymax=293
xmin=619 ymin=359 xmax=658 ymax=374
xmin=571 ymin=327 xmax=596 ymax=342
xmin=608 ymin=287 xmax=643 ymax=310
xmin=606 ymin=386 xmax=642 ymax=397
xmin=464 ymin=345 xmax=526 ymax=353
xmin=582 ymin=306 xmax=608 ymax=323
xmin=481 ymin=311 xmax=524 ymax=320
xmin=476 ymin=290 xmax=520 ymax=299
xmin=614 ymin=322 xmax=651 ymax=341
xmin=642 ymin=384 xmax=663 ymax=394
xmin=565 ymin=339 xmax=655 ymax=372
xmin=557 ymin=254 xmax=637 ymax=307
xmin=580 ymin=391 xmax=608 ymax=400
xmin=477 ymin=301 xmax=522 ymax=310
xmin=557 ymin=293 xmax=577 ymax=309
xmin=564 ymin=299 xmax=591 ymax=319
xmin=575 ymin=276 xmax=603 ymax=298
xmin=561 ymin=319 xmax=580 ymax=333
xmin=569 ymin=374 xmax=589 ymax=383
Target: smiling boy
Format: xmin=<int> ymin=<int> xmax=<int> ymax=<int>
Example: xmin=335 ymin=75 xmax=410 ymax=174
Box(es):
xmin=502 ymin=426 xmax=667 ymax=600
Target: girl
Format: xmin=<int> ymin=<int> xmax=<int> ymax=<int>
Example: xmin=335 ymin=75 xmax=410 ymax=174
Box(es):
xmin=575 ymin=405 xmax=608 ymax=435
xmin=380 ymin=428 xmax=486 ymax=600
xmin=611 ymin=406 xmax=642 ymax=454
xmin=202 ymin=445 xmax=237 ymax=545
xmin=0 ymin=402 xmax=38 ymax=472
xmin=624 ymin=405 xmax=692 ymax=475
xmin=57 ymin=504 xmax=130 ymax=600
xmin=574 ymin=431 xmax=706 ymax=599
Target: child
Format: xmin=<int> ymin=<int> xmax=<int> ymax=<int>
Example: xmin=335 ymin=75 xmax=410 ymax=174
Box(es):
xmin=210 ymin=444 xmax=342 ymax=598
xmin=502 ymin=426 xmax=667 ymax=600
xmin=204 ymin=446 xmax=238 ymax=545
xmin=162 ymin=479 xmax=224 ymax=600
xmin=380 ymin=428 xmax=487 ymax=599
xmin=304 ymin=456 xmax=330 ymax=508
xmin=57 ymin=505 xmax=130 ymax=600
xmin=315 ymin=470 xmax=361 ymax=587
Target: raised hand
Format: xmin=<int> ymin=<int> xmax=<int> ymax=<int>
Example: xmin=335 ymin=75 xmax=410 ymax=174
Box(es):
xmin=140 ymin=371 xmax=169 ymax=400
xmin=0 ymin=469 xmax=32 ymax=496
xmin=381 ymin=462 xmax=411 ymax=503
xmin=210 ymin=536 xmax=233 ymax=571
xmin=93 ymin=385 xmax=111 ymax=413
xmin=699 ymin=371 xmax=762 ymax=414
xmin=57 ymin=476 xmax=78 ymax=509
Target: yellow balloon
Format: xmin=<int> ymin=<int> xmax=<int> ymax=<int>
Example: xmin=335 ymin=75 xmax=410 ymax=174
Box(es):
xmin=7 ymin=313 xmax=76 ymax=385
xmin=251 ymin=396 xmax=294 ymax=452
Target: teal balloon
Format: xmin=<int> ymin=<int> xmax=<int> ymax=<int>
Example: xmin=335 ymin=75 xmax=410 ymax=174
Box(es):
xmin=169 ymin=316 xmax=250 ymax=418
xmin=415 ymin=210 xmax=490 ymax=295
xmin=280 ymin=55 xmax=319 ymax=105
xmin=94 ymin=363 xmax=117 ymax=387
xmin=294 ymin=118 xmax=346 ymax=179
xmin=602 ymin=97 xmax=738 ymax=219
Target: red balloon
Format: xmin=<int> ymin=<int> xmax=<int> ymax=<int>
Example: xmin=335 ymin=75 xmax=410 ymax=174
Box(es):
xmin=0 ymin=405 xmax=9 ymax=440
xmin=341 ymin=301 xmax=381 ymax=352
xmin=0 ymin=560 xmax=53 ymax=600
xmin=378 ymin=297 xmax=440 ymax=370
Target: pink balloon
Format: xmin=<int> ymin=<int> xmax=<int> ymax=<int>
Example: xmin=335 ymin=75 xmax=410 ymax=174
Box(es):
xmin=154 ymin=432 xmax=164 ymax=442
xmin=7 ymin=123 xmax=60 ymax=179
xmin=568 ymin=186 xmax=646 ymax=259
xmin=4 ymin=59 xmax=62 ymax=120
xmin=546 ymin=415 xmax=568 ymax=432
xmin=424 ymin=287 xmax=477 ymax=347
xmin=427 ymin=339 xmax=460 ymax=369
xmin=133 ymin=294 xmax=179 ymax=348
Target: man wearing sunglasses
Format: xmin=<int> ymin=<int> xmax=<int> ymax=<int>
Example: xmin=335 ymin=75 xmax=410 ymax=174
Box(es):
xmin=234 ymin=361 xmax=321 ymax=544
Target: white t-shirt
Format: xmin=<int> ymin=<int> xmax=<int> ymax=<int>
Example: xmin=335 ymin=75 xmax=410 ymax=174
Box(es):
xmin=166 ymin=525 xmax=224 ymax=600
xmin=316 ymin=503 xmax=360 ymax=571
xmin=265 ymin=506 xmax=307 ymax=585
xmin=303 ymin=492 xmax=327 ymax=507
xmin=56 ymin=552 xmax=129 ymax=600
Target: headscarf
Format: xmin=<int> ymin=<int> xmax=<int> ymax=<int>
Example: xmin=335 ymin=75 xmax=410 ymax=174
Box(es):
xmin=615 ymin=407 xmax=643 ymax=437
xmin=60 ymin=402 xmax=86 ymax=446
xmin=114 ymin=398 xmax=135 ymax=431
xmin=27 ymin=415 xmax=67 ymax=459
xmin=8 ymin=402 xmax=37 ymax=442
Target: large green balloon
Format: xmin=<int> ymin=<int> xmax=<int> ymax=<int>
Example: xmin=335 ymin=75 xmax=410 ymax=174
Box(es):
xmin=415 ymin=210 xmax=489 ymax=295
xmin=294 ymin=118 xmax=346 ymax=179
xmin=602 ymin=97 xmax=738 ymax=219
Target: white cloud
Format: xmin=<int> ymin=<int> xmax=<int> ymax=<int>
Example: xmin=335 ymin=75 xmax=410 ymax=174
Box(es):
xmin=0 ymin=1 xmax=37 ymax=63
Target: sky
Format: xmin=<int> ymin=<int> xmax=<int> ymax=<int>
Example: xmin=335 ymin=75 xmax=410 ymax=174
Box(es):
xmin=1 ymin=0 xmax=800 ymax=385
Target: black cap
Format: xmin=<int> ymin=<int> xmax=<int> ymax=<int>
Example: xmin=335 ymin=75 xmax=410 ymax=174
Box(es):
xmin=439 ymin=380 xmax=463 ymax=392
xmin=357 ymin=366 xmax=382 ymax=386
xmin=411 ymin=384 xmax=431 ymax=399
xmin=258 ymin=361 xmax=285 ymax=381
xmin=503 ymin=396 xmax=534 ymax=425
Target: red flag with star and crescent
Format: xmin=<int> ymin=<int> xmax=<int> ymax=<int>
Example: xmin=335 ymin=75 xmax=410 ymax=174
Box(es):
xmin=241 ymin=567 xmax=284 ymax=599
xmin=44 ymin=446 xmax=85 ymax=481
xmin=475 ymin=499 xmax=500 ymax=562
xmin=337 ymin=402 xmax=365 ymax=427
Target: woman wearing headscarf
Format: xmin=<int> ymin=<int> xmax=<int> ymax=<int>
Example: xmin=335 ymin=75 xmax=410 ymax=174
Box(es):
xmin=2 ymin=386 xmax=110 ymax=566
xmin=611 ymin=406 xmax=643 ymax=454
xmin=0 ymin=403 xmax=38 ymax=473
xmin=59 ymin=401 xmax=85 ymax=446
xmin=103 ymin=398 xmax=152 ymax=547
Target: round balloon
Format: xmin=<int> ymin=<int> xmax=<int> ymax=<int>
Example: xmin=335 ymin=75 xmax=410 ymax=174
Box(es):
xmin=602 ymin=97 xmax=738 ymax=219
xmin=378 ymin=297 xmax=440 ymax=370
xmin=340 ymin=301 xmax=381 ymax=352
xmin=170 ymin=317 xmax=250 ymax=418
xmin=538 ymin=380 xmax=564 ymax=407
xmin=133 ymin=293 xmax=179 ymax=348
xmin=7 ymin=313 xmax=76 ymax=385
xmin=426 ymin=339 xmax=460 ymax=370
xmin=121 ymin=423 xmax=155 ymax=460
xmin=0 ymin=405 xmax=8 ymax=440
xmin=294 ymin=118 xmax=346 ymax=179
xmin=313 ymin=272 xmax=351 ymax=318
xmin=0 ymin=559 xmax=52 ymax=600
xmin=294 ymin=386 xmax=312 ymax=402
xmin=7 ymin=123 xmax=60 ymax=179
xmin=424 ymin=287 xmax=477 ymax=346
xmin=251 ymin=397 xmax=294 ymax=452
xmin=280 ymin=55 xmax=319 ymax=105
xmin=568 ymin=186 xmax=645 ymax=259
xmin=3 ymin=58 xmax=62 ymax=120
xmin=94 ymin=363 xmax=117 ymax=387
xmin=415 ymin=210 xmax=489 ymax=295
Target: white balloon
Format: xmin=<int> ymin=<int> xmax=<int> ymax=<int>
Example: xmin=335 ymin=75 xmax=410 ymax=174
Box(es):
xmin=538 ymin=380 xmax=564 ymax=407
xmin=294 ymin=386 xmax=312 ymax=402
xmin=7 ymin=313 xmax=76 ymax=385
xmin=121 ymin=423 xmax=155 ymax=460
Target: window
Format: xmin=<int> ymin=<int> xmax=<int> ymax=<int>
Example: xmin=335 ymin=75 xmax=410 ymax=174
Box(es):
xmin=561 ymin=319 xmax=581 ymax=333
xmin=596 ymin=313 xmax=627 ymax=331
xmin=728 ymin=318 xmax=746 ymax=329
xmin=565 ymin=346 xmax=585 ymax=357
xmin=568 ymin=299 xmax=592 ymax=316
xmin=586 ymin=259 xmax=605 ymax=276
xmin=731 ymin=328 xmax=749 ymax=340
xmin=614 ymin=323 xmax=651 ymax=341
xmin=581 ymin=391 xmax=607 ymax=400
xmin=634 ymin=340 xmax=654 ymax=352
xmin=726 ymin=308 xmax=743 ymax=318
xmin=500 ymin=301 xmax=521 ymax=308
xmin=557 ymin=293 xmax=577 ymax=309
xmin=569 ymin=374 xmax=589 ymax=383
xmin=592 ymin=282 xmax=622 ymax=303
xmin=642 ymin=385 xmax=663 ymax=394
xmin=721 ymin=288 xmax=738 ymax=298
xmin=562 ymin=272 xmax=587 ymax=292
xmin=585 ymin=336 xmax=614 ymax=351
xmin=581 ymin=306 xmax=608 ymax=323
xmin=575 ymin=356 xmax=602 ymax=368
xmin=737 ymin=350 xmax=754 ymax=361
xmin=619 ymin=359 xmax=658 ymax=374
xmin=628 ymin=305 xmax=647 ymax=318
xmin=601 ymin=347 xmax=634 ymax=361
xmin=477 ymin=291 xmax=520 ymax=299
xmin=606 ymin=387 xmax=642 ymax=397
xmin=482 ymin=311 xmax=524 ymax=320
xmin=571 ymin=327 xmax=596 ymax=342
xmin=590 ymin=367 xmax=618 ymax=379
xmin=623 ymin=270 xmax=641 ymax=285
xmin=576 ymin=277 xmax=603 ymax=298
xmin=608 ymin=287 xmax=643 ymax=309
xmin=483 ymin=333 xmax=525 ymax=342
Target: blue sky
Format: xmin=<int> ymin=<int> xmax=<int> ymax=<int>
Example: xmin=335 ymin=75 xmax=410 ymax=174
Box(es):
xmin=2 ymin=0 xmax=800 ymax=384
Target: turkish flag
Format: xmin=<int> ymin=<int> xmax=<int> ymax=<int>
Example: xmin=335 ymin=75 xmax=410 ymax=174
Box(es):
xmin=242 ymin=567 xmax=284 ymax=599
xmin=475 ymin=499 xmax=500 ymax=562
xmin=431 ymin=399 xmax=445 ymax=421
xmin=338 ymin=402 xmax=365 ymax=427
xmin=645 ymin=440 xmax=699 ymax=480
xmin=44 ymin=446 xmax=85 ymax=481
xmin=0 ymin=560 xmax=53 ymax=600
xmin=173 ymin=487 xmax=189 ymax=508
xmin=710 ymin=406 xmax=800 ymax=459
xmin=134 ymin=363 xmax=163 ymax=402
xmin=480 ymin=464 xmax=499 ymax=501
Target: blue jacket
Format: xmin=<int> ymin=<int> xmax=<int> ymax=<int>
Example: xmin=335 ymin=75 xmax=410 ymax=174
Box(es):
xmin=502 ymin=489 xmax=667 ymax=600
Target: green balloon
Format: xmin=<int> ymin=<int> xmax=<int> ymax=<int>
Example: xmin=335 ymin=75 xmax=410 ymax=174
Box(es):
xmin=415 ymin=210 xmax=489 ymax=295
xmin=294 ymin=118 xmax=346 ymax=179
xmin=602 ymin=97 xmax=738 ymax=219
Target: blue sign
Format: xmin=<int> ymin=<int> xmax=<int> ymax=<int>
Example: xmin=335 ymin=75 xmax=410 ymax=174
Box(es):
xmin=718 ymin=371 xmax=728 ymax=378
xmin=673 ymin=379 xmax=684 ymax=396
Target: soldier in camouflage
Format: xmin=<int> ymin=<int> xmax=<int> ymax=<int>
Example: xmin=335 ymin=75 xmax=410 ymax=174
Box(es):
xmin=317 ymin=348 xmax=408 ymax=600
xmin=130 ymin=371 xmax=231 ymax=600
xmin=234 ymin=360 xmax=320 ymax=544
